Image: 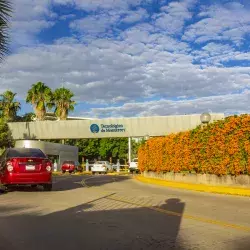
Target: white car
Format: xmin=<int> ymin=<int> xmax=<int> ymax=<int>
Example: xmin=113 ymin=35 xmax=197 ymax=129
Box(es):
xmin=129 ymin=158 xmax=139 ymax=173
xmin=92 ymin=161 xmax=112 ymax=174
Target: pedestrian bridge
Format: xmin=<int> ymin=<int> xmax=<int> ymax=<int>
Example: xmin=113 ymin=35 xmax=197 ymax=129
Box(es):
xmin=8 ymin=113 xmax=224 ymax=140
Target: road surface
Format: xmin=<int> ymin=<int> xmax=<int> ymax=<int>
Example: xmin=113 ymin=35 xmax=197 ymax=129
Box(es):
xmin=0 ymin=174 xmax=250 ymax=250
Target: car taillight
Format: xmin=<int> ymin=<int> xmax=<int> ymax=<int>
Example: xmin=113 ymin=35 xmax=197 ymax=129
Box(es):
xmin=46 ymin=166 xmax=52 ymax=172
xmin=6 ymin=161 xmax=14 ymax=172
xmin=44 ymin=160 xmax=52 ymax=172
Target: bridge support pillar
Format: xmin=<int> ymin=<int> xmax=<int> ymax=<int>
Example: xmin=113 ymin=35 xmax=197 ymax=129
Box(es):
xmin=128 ymin=137 xmax=131 ymax=164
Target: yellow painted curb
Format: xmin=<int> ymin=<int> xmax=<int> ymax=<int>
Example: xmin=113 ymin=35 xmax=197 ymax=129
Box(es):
xmin=135 ymin=176 xmax=250 ymax=197
xmin=107 ymin=172 xmax=129 ymax=176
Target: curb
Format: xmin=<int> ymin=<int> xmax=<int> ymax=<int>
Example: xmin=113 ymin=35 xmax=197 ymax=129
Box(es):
xmin=134 ymin=176 xmax=250 ymax=197
xmin=52 ymin=172 xmax=92 ymax=176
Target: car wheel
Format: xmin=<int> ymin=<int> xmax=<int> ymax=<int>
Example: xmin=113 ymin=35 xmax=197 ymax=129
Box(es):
xmin=62 ymin=170 xmax=66 ymax=174
xmin=3 ymin=184 xmax=11 ymax=192
xmin=43 ymin=184 xmax=52 ymax=191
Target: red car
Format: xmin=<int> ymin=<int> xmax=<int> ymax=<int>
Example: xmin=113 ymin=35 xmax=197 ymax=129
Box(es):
xmin=61 ymin=161 xmax=76 ymax=174
xmin=0 ymin=148 xmax=52 ymax=191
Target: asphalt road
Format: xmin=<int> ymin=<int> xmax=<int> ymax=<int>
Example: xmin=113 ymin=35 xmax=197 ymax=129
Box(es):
xmin=1 ymin=175 xmax=250 ymax=250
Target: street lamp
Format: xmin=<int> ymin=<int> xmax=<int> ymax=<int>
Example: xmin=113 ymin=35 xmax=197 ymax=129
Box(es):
xmin=200 ymin=112 xmax=211 ymax=128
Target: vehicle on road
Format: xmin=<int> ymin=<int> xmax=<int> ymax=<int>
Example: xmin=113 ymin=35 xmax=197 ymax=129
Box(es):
xmin=0 ymin=148 xmax=53 ymax=191
xmin=92 ymin=161 xmax=112 ymax=174
xmin=128 ymin=158 xmax=139 ymax=173
xmin=61 ymin=161 xmax=77 ymax=174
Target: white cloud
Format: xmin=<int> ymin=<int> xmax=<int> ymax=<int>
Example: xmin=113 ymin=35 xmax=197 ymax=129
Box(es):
xmin=182 ymin=2 xmax=250 ymax=45
xmin=70 ymin=12 xmax=121 ymax=34
xmin=53 ymin=0 xmax=149 ymax=11
xmin=10 ymin=0 xmax=56 ymax=46
xmin=84 ymin=90 xmax=250 ymax=118
xmin=121 ymin=8 xmax=148 ymax=23
xmin=153 ymin=1 xmax=194 ymax=34
xmin=1 ymin=33 xmax=250 ymax=107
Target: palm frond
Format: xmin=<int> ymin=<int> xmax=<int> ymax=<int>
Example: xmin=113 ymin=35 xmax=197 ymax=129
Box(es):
xmin=0 ymin=0 xmax=12 ymax=61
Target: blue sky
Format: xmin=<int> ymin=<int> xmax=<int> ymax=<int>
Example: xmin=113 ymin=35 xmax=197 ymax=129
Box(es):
xmin=0 ymin=0 xmax=250 ymax=117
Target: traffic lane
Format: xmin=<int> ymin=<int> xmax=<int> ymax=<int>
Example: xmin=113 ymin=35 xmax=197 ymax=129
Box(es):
xmin=82 ymin=174 xmax=131 ymax=187
xmin=85 ymin=175 xmax=250 ymax=230
xmin=52 ymin=174 xmax=85 ymax=191
xmin=0 ymin=175 xmax=250 ymax=249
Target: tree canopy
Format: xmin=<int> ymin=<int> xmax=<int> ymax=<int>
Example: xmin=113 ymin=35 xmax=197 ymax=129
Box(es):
xmin=26 ymin=82 xmax=53 ymax=121
xmin=0 ymin=90 xmax=21 ymax=121
xmin=52 ymin=87 xmax=75 ymax=120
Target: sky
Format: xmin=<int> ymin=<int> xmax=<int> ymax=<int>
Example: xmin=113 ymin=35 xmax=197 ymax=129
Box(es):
xmin=0 ymin=0 xmax=250 ymax=118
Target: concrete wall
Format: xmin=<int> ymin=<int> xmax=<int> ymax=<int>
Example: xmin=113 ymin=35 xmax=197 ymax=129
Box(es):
xmin=8 ymin=113 xmax=224 ymax=140
xmin=15 ymin=140 xmax=78 ymax=168
xmin=143 ymin=171 xmax=250 ymax=187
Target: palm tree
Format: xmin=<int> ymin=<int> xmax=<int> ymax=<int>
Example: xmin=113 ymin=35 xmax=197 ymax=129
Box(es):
xmin=52 ymin=87 xmax=75 ymax=120
xmin=0 ymin=0 xmax=12 ymax=61
xmin=0 ymin=90 xmax=21 ymax=121
xmin=26 ymin=82 xmax=53 ymax=121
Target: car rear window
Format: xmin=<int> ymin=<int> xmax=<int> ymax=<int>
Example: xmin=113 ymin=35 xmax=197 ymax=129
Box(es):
xmin=133 ymin=159 xmax=138 ymax=162
xmin=7 ymin=148 xmax=46 ymax=158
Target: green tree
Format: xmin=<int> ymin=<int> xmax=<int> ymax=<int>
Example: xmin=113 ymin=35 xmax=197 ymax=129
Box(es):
xmin=0 ymin=0 xmax=12 ymax=61
xmin=76 ymin=139 xmax=100 ymax=161
xmin=99 ymin=138 xmax=128 ymax=163
xmin=0 ymin=90 xmax=21 ymax=121
xmin=132 ymin=138 xmax=145 ymax=159
xmin=52 ymin=87 xmax=75 ymax=120
xmin=15 ymin=112 xmax=36 ymax=122
xmin=0 ymin=118 xmax=13 ymax=151
xmin=26 ymin=82 xmax=53 ymax=121
xmin=21 ymin=112 xmax=36 ymax=122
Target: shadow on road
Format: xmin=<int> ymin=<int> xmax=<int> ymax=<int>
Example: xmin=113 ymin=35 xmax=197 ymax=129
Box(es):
xmin=232 ymin=236 xmax=250 ymax=250
xmin=83 ymin=175 xmax=131 ymax=188
xmin=0 ymin=196 xmax=185 ymax=250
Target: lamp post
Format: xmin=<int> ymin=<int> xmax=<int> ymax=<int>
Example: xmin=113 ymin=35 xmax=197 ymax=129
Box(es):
xmin=200 ymin=112 xmax=211 ymax=129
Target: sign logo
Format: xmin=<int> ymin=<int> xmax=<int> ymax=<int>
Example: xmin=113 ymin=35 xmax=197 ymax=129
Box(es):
xmin=90 ymin=124 xmax=100 ymax=133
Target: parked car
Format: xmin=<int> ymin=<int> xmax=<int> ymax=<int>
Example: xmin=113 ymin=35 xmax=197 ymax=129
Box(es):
xmin=128 ymin=158 xmax=139 ymax=173
xmin=61 ymin=161 xmax=76 ymax=173
xmin=0 ymin=148 xmax=53 ymax=191
xmin=92 ymin=161 xmax=112 ymax=174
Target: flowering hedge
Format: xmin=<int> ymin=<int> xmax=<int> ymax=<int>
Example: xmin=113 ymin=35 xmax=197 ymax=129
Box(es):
xmin=138 ymin=114 xmax=250 ymax=176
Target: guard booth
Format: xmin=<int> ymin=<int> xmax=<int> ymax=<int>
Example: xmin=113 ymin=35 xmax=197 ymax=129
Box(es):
xmin=14 ymin=140 xmax=78 ymax=170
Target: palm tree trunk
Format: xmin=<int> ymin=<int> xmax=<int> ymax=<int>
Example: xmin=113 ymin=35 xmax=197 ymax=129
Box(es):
xmin=60 ymin=109 xmax=67 ymax=120
xmin=36 ymin=107 xmax=46 ymax=121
